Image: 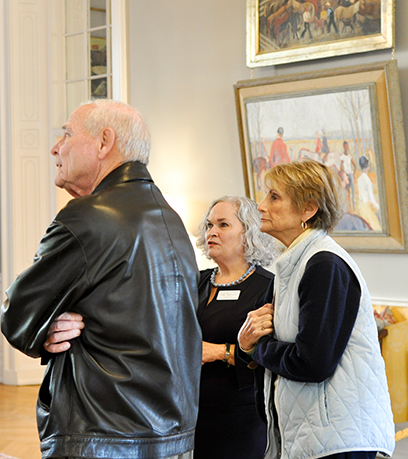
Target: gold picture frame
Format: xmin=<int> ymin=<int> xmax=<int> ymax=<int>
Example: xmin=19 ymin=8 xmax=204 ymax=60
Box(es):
xmin=234 ymin=60 xmax=408 ymax=253
xmin=247 ymin=0 xmax=395 ymax=67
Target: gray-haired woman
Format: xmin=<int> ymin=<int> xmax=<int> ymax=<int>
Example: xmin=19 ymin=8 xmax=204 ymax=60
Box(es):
xmin=194 ymin=195 xmax=276 ymax=459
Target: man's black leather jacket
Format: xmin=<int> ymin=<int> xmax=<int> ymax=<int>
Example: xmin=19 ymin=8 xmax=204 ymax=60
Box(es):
xmin=1 ymin=162 xmax=202 ymax=458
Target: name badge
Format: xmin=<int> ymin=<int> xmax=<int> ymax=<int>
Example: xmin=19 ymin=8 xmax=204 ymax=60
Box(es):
xmin=217 ymin=290 xmax=241 ymax=301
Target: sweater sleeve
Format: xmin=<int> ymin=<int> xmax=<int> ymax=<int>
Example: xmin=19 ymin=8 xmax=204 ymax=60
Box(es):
xmin=252 ymin=251 xmax=361 ymax=382
xmin=234 ymin=276 xmax=274 ymax=387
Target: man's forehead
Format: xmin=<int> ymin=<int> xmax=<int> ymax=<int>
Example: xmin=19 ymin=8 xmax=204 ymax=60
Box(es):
xmin=64 ymin=105 xmax=92 ymax=129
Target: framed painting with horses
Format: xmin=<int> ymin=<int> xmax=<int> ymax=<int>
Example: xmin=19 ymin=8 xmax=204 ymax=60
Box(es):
xmin=247 ymin=0 xmax=394 ymax=67
xmin=234 ymin=60 xmax=408 ymax=253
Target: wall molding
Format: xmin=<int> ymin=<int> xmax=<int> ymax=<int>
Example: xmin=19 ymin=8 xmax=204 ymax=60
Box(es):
xmin=371 ymin=298 xmax=408 ymax=308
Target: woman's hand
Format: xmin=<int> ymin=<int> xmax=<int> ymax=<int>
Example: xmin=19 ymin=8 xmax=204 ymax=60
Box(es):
xmin=238 ymin=303 xmax=274 ymax=353
xmin=43 ymin=312 xmax=85 ymax=353
xmin=202 ymin=341 xmax=235 ymax=366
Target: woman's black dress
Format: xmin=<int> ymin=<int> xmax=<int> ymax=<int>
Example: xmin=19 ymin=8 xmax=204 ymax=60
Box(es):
xmin=194 ymin=266 xmax=273 ymax=459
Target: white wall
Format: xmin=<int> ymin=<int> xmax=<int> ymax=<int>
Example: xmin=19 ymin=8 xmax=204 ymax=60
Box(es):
xmin=128 ymin=1 xmax=408 ymax=304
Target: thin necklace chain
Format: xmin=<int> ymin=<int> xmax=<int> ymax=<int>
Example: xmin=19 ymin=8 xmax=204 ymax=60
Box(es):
xmin=210 ymin=264 xmax=256 ymax=288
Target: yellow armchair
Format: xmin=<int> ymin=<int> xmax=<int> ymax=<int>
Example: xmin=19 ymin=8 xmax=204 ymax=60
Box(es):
xmin=374 ymin=305 xmax=408 ymax=424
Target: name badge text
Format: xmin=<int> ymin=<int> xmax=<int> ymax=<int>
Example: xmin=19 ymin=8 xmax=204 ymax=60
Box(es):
xmin=217 ymin=290 xmax=241 ymax=300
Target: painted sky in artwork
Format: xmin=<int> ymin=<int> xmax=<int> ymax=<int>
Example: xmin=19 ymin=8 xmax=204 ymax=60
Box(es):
xmin=246 ymin=88 xmax=374 ymax=142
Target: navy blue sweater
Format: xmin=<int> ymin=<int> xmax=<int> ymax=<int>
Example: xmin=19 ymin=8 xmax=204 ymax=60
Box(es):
xmin=252 ymin=251 xmax=361 ymax=383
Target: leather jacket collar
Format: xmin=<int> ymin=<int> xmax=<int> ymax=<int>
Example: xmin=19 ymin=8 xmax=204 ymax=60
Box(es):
xmin=94 ymin=161 xmax=153 ymax=195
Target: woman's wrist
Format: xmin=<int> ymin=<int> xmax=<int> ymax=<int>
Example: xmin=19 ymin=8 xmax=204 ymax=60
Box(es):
xmin=223 ymin=343 xmax=231 ymax=362
xmin=238 ymin=342 xmax=256 ymax=355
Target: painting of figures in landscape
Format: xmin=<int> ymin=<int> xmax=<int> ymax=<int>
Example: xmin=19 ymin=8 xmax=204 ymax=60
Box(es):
xmin=260 ymin=0 xmax=381 ymax=51
xmin=245 ymin=87 xmax=385 ymax=233
xmin=247 ymin=0 xmax=393 ymax=66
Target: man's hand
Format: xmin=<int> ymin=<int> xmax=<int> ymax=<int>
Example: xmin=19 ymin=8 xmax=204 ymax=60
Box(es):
xmin=44 ymin=312 xmax=84 ymax=353
xmin=238 ymin=303 xmax=273 ymax=354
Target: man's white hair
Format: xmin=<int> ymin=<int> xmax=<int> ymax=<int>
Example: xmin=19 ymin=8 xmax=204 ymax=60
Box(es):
xmin=81 ymin=99 xmax=151 ymax=165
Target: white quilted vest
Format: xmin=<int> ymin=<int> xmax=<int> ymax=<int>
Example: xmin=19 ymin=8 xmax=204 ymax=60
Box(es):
xmin=263 ymin=229 xmax=395 ymax=459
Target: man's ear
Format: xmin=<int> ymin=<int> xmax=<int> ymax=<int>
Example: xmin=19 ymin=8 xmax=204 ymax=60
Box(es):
xmin=97 ymin=127 xmax=115 ymax=160
xmin=303 ymin=200 xmax=318 ymax=223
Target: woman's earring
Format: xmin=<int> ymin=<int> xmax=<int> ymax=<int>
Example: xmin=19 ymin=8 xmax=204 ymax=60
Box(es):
xmin=301 ymin=221 xmax=308 ymax=231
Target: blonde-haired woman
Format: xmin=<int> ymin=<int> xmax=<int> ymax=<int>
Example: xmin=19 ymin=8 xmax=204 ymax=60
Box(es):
xmin=238 ymin=160 xmax=395 ymax=459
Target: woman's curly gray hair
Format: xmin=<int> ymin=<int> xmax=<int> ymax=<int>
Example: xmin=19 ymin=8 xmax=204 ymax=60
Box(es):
xmin=196 ymin=196 xmax=276 ymax=266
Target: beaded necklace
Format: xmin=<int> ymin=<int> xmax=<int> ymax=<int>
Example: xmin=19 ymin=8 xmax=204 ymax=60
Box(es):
xmin=210 ymin=264 xmax=256 ymax=288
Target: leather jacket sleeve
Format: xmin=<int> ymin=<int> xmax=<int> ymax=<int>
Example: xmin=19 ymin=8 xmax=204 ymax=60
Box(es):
xmin=1 ymin=221 xmax=87 ymax=358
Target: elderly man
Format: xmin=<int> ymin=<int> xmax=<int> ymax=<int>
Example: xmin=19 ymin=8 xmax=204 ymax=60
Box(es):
xmin=1 ymin=100 xmax=202 ymax=459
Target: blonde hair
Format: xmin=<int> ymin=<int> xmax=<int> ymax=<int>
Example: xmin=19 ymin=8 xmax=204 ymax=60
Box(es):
xmin=264 ymin=160 xmax=343 ymax=232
